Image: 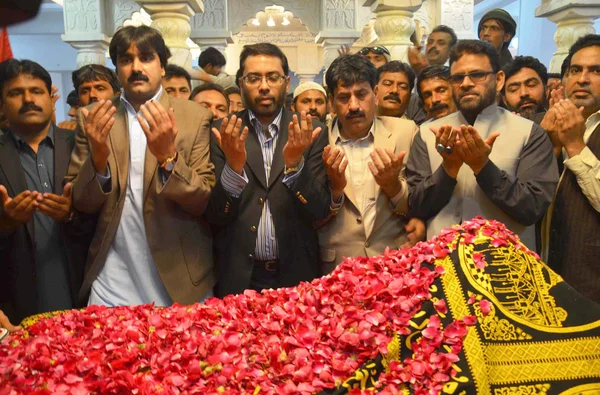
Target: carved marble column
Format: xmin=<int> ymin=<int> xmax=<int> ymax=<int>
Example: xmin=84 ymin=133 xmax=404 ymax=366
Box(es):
xmin=190 ymin=0 xmax=232 ymax=59
xmin=135 ymin=0 xmax=204 ymax=68
xmin=364 ymin=0 xmax=423 ymax=62
xmin=316 ymin=0 xmax=361 ymax=70
xmin=536 ymin=1 xmax=600 ymax=73
xmin=61 ymin=0 xmax=111 ymax=68
xmin=439 ymin=0 xmax=475 ymax=40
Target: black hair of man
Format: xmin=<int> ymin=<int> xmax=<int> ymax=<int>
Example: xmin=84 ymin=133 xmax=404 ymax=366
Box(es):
xmin=416 ymin=65 xmax=450 ymax=101
xmin=376 ymin=60 xmax=416 ymax=92
xmin=547 ymin=73 xmax=561 ymax=80
xmin=66 ymin=90 xmax=79 ymax=107
xmin=198 ymin=47 xmax=226 ymax=69
xmin=72 ymin=64 xmax=121 ymax=95
xmin=225 ymin=86 xmax=241 ymax=96
xmin=285 ymin=92 xmax=293 ymax=110
xmin=562 ymin=34 xmax=600 ymax=75
xmin=501 ymin=56 xmax=548 ymax=95
xmin=190 ymin=82 xmax=230 ymax=108
xmin=449 ymin=39 xmax=501 ymax=73
xmin=0 ymin=58 xmax=52 ymax=97
xmin=325 ymin=54 xmax=377 ymax=97
xmin=109 ymin=25 xmax=171 ymax=69
xmin=238 ymin=43 xmax=289 ymax=78
xmin=431 ymin=25 xmax=458 ymax=48
xmin=164 ymin=64 xmax=191 ymax=88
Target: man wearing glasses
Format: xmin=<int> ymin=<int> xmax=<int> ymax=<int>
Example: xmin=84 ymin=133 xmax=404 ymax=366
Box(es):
xmin=358 ymin=46 xmax=391 ymax=69
xmin=406 ymin=40 xmax=558 ymax=252
xmin=206 ymin=43 xmax=330 ymax=296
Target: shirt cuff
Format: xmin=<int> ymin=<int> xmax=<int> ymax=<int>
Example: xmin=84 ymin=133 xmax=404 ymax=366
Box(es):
xmin=389 ymin=183 xmax=404 ymax=207
xmin=282 ymin=160 xmax=305 ymax=187
xmin=221 ymin=164 xmax=248 ymax=198
xmin=330 ymin=189 xmax=344 ymax=212
xmin=96 ymin=166 xmax=111 ymax=193
xmin=564 ymin=146 xmax=599 ymax=175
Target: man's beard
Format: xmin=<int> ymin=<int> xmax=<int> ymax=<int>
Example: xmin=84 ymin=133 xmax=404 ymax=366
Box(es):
xmin=243 ymin=87 xmax=286 ymax=118
xmin=454 ymin=83 xmax=497 ymax=119
xmin=517 ymin=103 xmax=545 ymax=120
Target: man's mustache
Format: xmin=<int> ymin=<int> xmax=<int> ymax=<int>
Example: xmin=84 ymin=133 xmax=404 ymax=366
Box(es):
xmin=128 ymin=72 xmax=149 ymax=83
xmin=516 ymin=97 xmax=538 ymax=109
xmin=255 ymin=95 xmax=275 ymax=104
xmin=384 ymin=93 xmax=401 ymax=103
xmin=19 ymin=103 xmax=43 ymax=114
xmin=346 ymin=110 xmax=365 ymax=119
xmin=430 ymin=103 xmax=449 ymax=113
xmin=428 ymin=48 xmax=439 ymax=56
xmin=306 ymin=109 xmax=321 ymax=119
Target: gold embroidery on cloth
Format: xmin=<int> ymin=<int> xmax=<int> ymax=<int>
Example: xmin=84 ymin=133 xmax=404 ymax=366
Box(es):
xmin=558 ymin=383 xmax=600 ymax=394
xmin=474 ymin=302 xmax=533 ymax=341
xmin=493 ymin=384 xmax=551 ymax=395
xmin=341 ymin=361 xmax=379 ymax=390
xmin=484 ymin=338 xmax=600 ymax=384
xmin=437 ymin=255 xmax=490 ymax=395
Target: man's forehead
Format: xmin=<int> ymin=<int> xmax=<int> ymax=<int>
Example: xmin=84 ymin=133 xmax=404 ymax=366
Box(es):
xmin=298 ymin=89 xmax=326 ymax=100
xmin=482 ymin=19 xmax=503 ymax=29
xmin=506 ymin=67 xmax=542 ymax=84
xmin=571 ymin=46 xmax=600 ymax=65
xmin=121 ymin=43 xmax=156 ymax=57
xmin=430 ymin=32 xmax=450 ymax=41
xmin=336 ymin=80 xmax=372 ymax=92
xmin=379 ymin=71 xmax=409 ymax=83
xmin=197 ymin=89 xmax=227 ymax=103
xmin=6 ymin=73 xmax=47 ymax=89
xmin=420 ymin=77 xmax=449 ymax=90
xmin=244 ymin=55 xmax=284 ymax=73
xmin=451 ymin=53 xmax=492 ymax=71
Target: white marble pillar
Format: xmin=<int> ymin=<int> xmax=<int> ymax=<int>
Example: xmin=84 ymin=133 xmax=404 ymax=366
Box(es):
xmin=364 ymin=0 xmax=423 ymax=62
xmin=61 ymin=0 xmax=111 ymax=68
xmin=135 ymin=0 xmax=204 ymax=68
xmin=190 ymin=0 xmax=232 ymax=59
xmin=316 ymin=0 xmax=361 ymax=71
xmin=536 ymin=0 xmax=600 ymax=73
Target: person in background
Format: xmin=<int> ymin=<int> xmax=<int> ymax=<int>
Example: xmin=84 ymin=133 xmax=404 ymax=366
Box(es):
xmin=187 ymin=47 xmax=236 ymax=90
xmin=408 ymin=25 xmax=458 ymax=74
xmin=406 ymin=40 xmax=558 ymax=252
xmin=546 ymin=34 xmax=600 ymax=302
xmin=162 ymin=64 xmax=191 ymax=100
xmin=375 ymin=61 xmax=415 ymax=119
xmin=358 ymin=46 xmax=391 ymax=69
xmin=190 ymin=82 xmax=230 ymax=121
xmin=57 ymin=90 xmax=80 ymax=130
xmin=225 ymin=86 xmax=245 ymax=114
xmin=0 ymin=59 xmax=91 ymax=331
xmin=478 ymin=9 xmax=517 ymax=68
xmin=502 ymin=56 xmax=548 ymax=122
xmin=547 ymin=72 xmax=563 ymax=97
xmin=317 ymin=54 xmax=425 ymax=273
xmin=71 ymin=64 xmax=120 ymax=106
xmin=291 ymin=81 xmax=328 ymax=123
xmin=65 ymin=25 xmax=216 ymax=308
xmin=416 ymin=65 xmax=457 ymax=121
xmin=206 ymin=43 xmax=330 ymax=296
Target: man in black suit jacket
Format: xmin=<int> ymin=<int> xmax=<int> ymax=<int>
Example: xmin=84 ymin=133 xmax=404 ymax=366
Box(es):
xmin=207 ymin=43 xmax=330 ymax=296
xmin=0 ymin=59 xmax=90 ymax=329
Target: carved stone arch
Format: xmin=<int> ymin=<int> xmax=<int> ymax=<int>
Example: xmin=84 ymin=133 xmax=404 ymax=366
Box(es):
xmin=228 ymin=0 xmax=321 ymax=36
xmin=107 ymin=0 xmax=142 ymax=36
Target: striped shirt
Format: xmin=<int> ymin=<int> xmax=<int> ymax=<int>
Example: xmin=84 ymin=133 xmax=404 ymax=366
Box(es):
xmin=221 ymin=110 xmax=303 ymax=260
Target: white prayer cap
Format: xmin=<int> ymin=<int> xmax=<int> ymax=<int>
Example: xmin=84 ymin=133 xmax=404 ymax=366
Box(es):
xmin=293 ymin=82 xmax=327 ymax=100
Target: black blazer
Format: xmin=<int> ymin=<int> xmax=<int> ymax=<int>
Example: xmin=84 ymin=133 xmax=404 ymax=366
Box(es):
xmin=206 ymin=109 xmax=330 ymax=296
xmin=0 ymin=126 xmax=93 ymax=323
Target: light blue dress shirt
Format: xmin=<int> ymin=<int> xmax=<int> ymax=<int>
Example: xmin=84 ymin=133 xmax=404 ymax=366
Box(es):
xmin=89 ymin=88 xmax=174 ymax=307
xmin=220 ymin=110 xmax=303 ymax=260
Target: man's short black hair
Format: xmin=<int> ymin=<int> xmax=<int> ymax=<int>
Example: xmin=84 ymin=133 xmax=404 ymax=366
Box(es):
xmin=562 ymin=34 xmax=600 ymax=74
xmin=449 ymin=39 xmax=501 ymax=73
xmin=502 ymin=56 xmax=548 ymax=94
xmin=190 ymin=82 xmax=230 ymax=109
xmin=109 ymin=25 xmax=171 ymax=69
xmin=0 ymin=58 xmax=52 ymax=97
xmin=239 ymin=43 xmax=289 ymax=78
xmin=164 ymin=64 xmax=191 ymax=88
xmin=547 ymin=73 xmax=561 ymax=80
xmin=416 ymin=65 xmax=450 ymax=101
xmin=66 ymin=90 xmax=79 ymax=107
xmin=326 ymin=54 xmax=377 ymax=97
xmin=198 ymin=47 xmax=226 ymax=69
xmin=376 ymin=61 xmax=416 ymax=92
xmin=431 ymin=25 xmax=458 ymax=48
xmin=72 ymin=64 xmax=121 ymax=95
xmin=225 ymin=86 xmax=240 ymax=96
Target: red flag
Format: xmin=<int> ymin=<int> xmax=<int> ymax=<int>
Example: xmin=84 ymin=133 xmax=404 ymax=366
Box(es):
xmin=0 ymin=27 xmax=13 ymax=63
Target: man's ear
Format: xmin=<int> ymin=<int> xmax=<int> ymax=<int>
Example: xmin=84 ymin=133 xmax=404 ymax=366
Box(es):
xmin=503 ymin=32 xmax=513 ymax=44
xmin=495 ymin=70 xmax=505 ymax=93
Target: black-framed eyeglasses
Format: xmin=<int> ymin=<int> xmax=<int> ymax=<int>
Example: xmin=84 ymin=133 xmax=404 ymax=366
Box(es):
xmin=242 ymin=74 xmax=286 ymax=87
xmin=358 ymin=46 xmax=390 ymax=57
xmin=449 ymin=71 xmax=495 ymax=85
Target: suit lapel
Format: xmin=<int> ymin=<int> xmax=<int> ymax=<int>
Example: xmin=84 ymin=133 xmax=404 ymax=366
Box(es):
xmin=268 ymin=109 xmax=290 ymax=188
xmin=244 ymin=111 xmax=268 ymax=189
xmin=53 ymin=126 xmax=71 ymax=196
xmin=0 ymin=133 xmax=34 ymax=240
xmin=368 ymin=118 xmax=397 ymax=239
xmin=110 ymin=99 xmax=130 ymax=195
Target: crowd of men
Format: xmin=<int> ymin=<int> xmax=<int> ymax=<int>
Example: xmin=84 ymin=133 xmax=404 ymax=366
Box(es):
xmin=0 ymin=8 xmax=599 ymax=331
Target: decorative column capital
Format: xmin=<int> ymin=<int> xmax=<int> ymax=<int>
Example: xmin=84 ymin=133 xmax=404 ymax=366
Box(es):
xmin=363 ymin=0 xmax=422 ymax=13
xmin=61 ymin=36 xmax=111 ymax=68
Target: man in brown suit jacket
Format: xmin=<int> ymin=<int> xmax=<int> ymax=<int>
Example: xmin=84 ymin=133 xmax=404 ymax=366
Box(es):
xmin=65 ymin=26 xmax=215 ymax=307
xmin=318 ymin=55 xmax=426 ymax=273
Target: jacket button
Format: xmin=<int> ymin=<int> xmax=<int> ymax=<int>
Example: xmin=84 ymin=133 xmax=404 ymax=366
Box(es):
xmin=248 ymin=254 xmax=254 ymax=259
xmin=365 ymin=241 xmax=370 ymax=248
xmin=258 ymin=198 xmax=264 ymax=205
xmin=250 ymin=225 xmax=257 ymax=232
xmin=356 ymin=217 xmax=362 ymax=224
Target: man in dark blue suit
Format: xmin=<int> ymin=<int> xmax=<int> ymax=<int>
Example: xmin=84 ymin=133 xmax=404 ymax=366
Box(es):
xmin=207 ymin=43 xmax=331 ymax=296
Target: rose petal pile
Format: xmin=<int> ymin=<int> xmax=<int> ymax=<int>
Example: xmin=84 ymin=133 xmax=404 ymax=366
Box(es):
xmin=0 ymin=218 xmax=522 ymax=395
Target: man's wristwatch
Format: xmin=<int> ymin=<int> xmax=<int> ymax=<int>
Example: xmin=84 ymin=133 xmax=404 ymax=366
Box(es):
xmin=160 ymin=153 xmax=178 ymax=172
xmin=284 ymin=156 xmax=305 ymax=175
